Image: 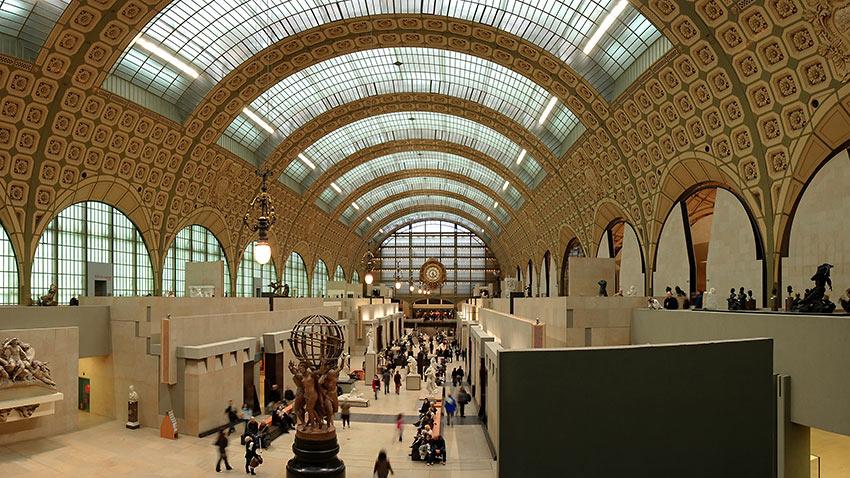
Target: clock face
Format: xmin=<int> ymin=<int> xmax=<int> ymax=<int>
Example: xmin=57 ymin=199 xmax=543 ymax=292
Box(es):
xmin=419 ymin=259 xmax=447 ymax=289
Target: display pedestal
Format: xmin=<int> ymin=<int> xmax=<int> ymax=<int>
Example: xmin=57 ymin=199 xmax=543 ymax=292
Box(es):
xmin=286 ymin=429 xmax=345 ymax=477
xmin=337 ymin=377 xmax=356 ymax=394
xmin=405 ymin=375 xmax=421 ymax=391
xmin=364 ymin=353 xmax=377 ymax=385
xmin=126 ymin=401 xmax=140 ymax=429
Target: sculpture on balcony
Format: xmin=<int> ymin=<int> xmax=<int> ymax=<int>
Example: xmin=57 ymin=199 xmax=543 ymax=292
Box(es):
xmin=792 ymin=263 xmax=836 ymax=313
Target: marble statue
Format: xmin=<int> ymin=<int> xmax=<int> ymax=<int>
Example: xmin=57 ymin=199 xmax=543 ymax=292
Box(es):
xmin=702 ymin=288 xmax=718 ymax=310
xmin=647 ymin=297 xmax=661 ymax=309
xmin=366 ymin=329 xmax=375 ymax=354
xmin=37 ymin=284 xmax=58 ymax=306
xmin=340 ymin=352 xmax=351 ymax=375
xmin=422 ymin=362 xmax=439 ymax=398
xmin=626 ymin=285 xmax=637 ymax=297
xmin=792 ymin=263 xmax=835 ymax=313
xmin=406 ymin=355 xmax=417 ymax=376
xmin=597 ymin=280 xmax=608 ymax=297
xmin=127 ymin=385 xmax=140 ymax=429
xmin=0 ymin=338 xmax=55 ymax=388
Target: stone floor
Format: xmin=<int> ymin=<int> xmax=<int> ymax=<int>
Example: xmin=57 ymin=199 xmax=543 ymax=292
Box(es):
xmin=811 ymin=428 xmax=850 ymax=477
xmin=0 ymin=359 xmax=494 ymax=477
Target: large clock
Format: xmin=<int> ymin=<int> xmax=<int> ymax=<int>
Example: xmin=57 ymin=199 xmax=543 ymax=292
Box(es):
xmin=419 ymin=258 xmax=448 ymax=289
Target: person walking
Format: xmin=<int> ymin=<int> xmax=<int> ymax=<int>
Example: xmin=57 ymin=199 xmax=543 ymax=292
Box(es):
xmin=457 ymin=387 xmax=471 ymax=418
xmin=340 ymin=401 xmax=351 ymax=429
xmin=443 ymin=393 xmax=457 ymax=427
xmin=214 ymin=430 xmax=233 ymax=472
xmin=393 ymin=370 xmax=402 ymax=394
xmin=374 ymin=450 xmax=394 ymax=478
xmin=244 ymin=435 xmax=258 ymax=475
xmin=372 ymin=374 xmax=380 ymax=400
xmin=382 ymin=369 xmax=391 ymax=394
xmin=456 ymin=367 xmax=464 ymax=386
xmin=396 ymin=413 xmax=404 ymax=442
xmin=225 ymin=400 xmax=239 ymax=435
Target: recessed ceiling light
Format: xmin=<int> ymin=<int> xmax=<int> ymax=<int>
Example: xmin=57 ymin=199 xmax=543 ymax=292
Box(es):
xmin=538 ymin=96 xmax=558 ymax=125
xmin=242 ymin=108 xmax=274 ymax=134
xmin=330 ymin=182 xmax=342 ymax=193
xmin=516 ymin=149 xmax=527 ymax=166
xmin=502 ymin=180 xmax=510 ymax=191
xmin=297 ymin=153 xmax=316 ymax=170
xmin=583 ymin=0 xmax=630 ymax=55
xmin=135 ymin=37 xmax=199 ymax=79
xmin=352 ymin=202 xmax=360 ymax=210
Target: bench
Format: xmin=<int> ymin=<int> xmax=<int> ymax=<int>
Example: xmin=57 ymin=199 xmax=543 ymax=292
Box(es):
xmin=263 ymin=404 xmax=293 ymax=442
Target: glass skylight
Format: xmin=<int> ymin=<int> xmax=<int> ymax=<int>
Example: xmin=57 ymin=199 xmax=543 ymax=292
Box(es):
xmin=316 ymin=151 xmax=524 ymax=212
xmin=285 ymin=111 xmax=544 ymax=191
xmin=0 ymin=0 xmax=71 ymax=61
xmin=109 ymin=0 xmax=664 ymax=110
xmin=225 ymin=47 xmax=577 ymax=156
xmin=355 ymin=196 xmax=501 ymax=237
xmin=372 ymin=212 xmax=493 ymax=244
xmin=339 ymin=177 xmax=510 ymax=226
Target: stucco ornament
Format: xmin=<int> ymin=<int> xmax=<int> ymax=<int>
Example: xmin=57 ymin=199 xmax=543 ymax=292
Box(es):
xmin=806 ymin=0 xmax=850 ymax=82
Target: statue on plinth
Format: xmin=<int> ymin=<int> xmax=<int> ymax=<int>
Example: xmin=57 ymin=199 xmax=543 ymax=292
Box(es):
xmin=37 ymin=284 xmax=58 ymax=306
xmin=127 ymin=385 xmax=140 ymax=429
xmin=406 ymin=355 xmax=417 ymax=376
xmin=597 ymin=280 xmax=608 ymax=297
xmin=421 ymin=362 xmax=439 ymax=398
xmin=727 ymin=288 xmax=741 ymax=310
xmin=703 ymin=288 xmax=716 ymax=309
xmin=792 ymin=263 xmax=835 ymax=313
xmin=365 ymin=329 xmax=375 ymax=355
xmin=626 ymin=285 xmax=637 ymax=297
xmin=840 ymin=288 xmax=850 ymax=313
xmin=0 ymin=338 xmax=57 ymax=422
xmin=285 ymin=314 xmax=346 ymax=478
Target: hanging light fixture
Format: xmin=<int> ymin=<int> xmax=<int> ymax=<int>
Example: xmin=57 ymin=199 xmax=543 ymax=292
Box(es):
xmin=393 ymin=261 xmax=402 ymax=289
xmin=243 ymin=170 xmax=276 ymax=265
xmin=361 ymin=246 xmax=376 ymax=285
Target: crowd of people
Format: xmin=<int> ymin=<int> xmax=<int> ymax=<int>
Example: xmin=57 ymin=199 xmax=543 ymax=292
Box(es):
xmin=413 ymin=309 xmax=455 ymax=321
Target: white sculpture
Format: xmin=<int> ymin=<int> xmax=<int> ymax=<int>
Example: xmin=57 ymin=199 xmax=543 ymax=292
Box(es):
xmin=366 ymin=329 xmax=375 ymax=354
xmin=704 ymin=287 xmax=720 ymax=310
xmin=422 ymin=363 xmax=438 ymax=398
xmin=626 ymin=285 xmax=637 ymax=297
xmin=128 ymin=385 xmax=139 ymax=402
xmin=0 ymin=338 xmax=54 ymax=388
xmin=341 ymin=352 xmax=351 ymax=374
xmin=406 ymin=355 xmax=417 ymax=376
xmin=648 ymin=297 xmax=661 ymax=309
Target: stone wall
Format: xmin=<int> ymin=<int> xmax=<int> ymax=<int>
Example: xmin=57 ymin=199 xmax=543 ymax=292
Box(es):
xmin=706 ymin=188 xmax=763 ymax=301
xmin=653 ymin=205 xmax=690 ymax=294
xmin=0 ymin=327 xmax=78 ymax=445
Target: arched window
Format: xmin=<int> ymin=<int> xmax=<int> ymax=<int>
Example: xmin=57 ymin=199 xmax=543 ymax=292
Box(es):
xmin=0 ymin=221 xmax=19 ymax=305
xmin=236 ymin=242 xmax=278 ymax=297
xmin=32 ymin=201 xmax=154 ymax=303
xmin=284 ymin=252 xmax=309 ymax=297
xmin=334 ymin=265 xmax=346 ymax=282
xmin=352 ymin=270 xmax=360 ymax=284
xmin=162 ymin=225 xmax=231 ymax=297
xmin=560 ymin=239 xmax=585 ymax=296
xmin=312 ymin=259 xmax=328 ymax=297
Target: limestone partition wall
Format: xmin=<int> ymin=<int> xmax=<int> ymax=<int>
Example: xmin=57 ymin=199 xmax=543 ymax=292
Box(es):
xmin=512 ymin=297 xmax=646 ymax=348
xmin=653 ymin=205 xmax=690 ymax=294
xmin=477 ymin=308 xmax=539 ymax=350
xmin=706 ymin=188 xmax=763 ymax=301
xmin=619 ymin=225 xmax=645 ymax=296
xmin=178 ymin=338 xmax=254 ymax=436
xmin=0 ymin=327 xmax=78 ymax=446
xmin=0 ymin=305 xmax=110 ymax=357
xmin=184 ymin=260 xmax=225 ymax=297
xmin=567 ymin=257 xmax=615 ymax=296
xmin=782 ymin=149 xmax=850 ymax=297
xmin=632 ymin=309 xmax=850 ymax=437
xmin=110 ymin=317 xmax=161 ymax=428
xmin=483 ymin=340 xmax=501 ymax=456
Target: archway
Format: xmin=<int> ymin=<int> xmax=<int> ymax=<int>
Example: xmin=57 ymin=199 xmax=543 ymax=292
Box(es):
xmin=597 ymin=221 xmax=645 ymax=295
xmin=560 ymin=239 xmax=585 ymax=296
xmin=0 ymin=219 xmax=19 ymax=305
xmin=653 ymin=186 xmax=765 ymax=306
xmin=162 ymin=224 xmax=230 ymax=298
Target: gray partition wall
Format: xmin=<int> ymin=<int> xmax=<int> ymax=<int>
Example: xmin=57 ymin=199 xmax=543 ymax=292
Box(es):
xmin=498 ymin=339 xmax=774 ymax=477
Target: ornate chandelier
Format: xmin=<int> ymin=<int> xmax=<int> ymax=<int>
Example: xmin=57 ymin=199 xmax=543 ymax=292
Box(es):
xmin=361 ymin=247 xmax=376 ymax=285
xmin=242 ymin=170 xmax=276 ymax=265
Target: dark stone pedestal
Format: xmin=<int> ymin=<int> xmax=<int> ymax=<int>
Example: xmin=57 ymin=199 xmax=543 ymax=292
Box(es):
xmin=286 ymin=430 xmax=345 ymax=478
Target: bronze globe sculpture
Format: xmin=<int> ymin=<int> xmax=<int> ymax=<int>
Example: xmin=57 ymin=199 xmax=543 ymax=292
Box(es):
xmin=286 ymin=314 xmax=346 ymax=478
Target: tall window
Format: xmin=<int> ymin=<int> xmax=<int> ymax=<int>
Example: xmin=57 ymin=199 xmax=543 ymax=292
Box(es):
xmin=312 ymin=259 xmax=328 ymax=297
xmin=378 ymin=220 xmax=497 ymax=295
xmin=352 ymin=270 xmax=360 ymax=284
xmin=0 ymin=222 xmax=19 ymax=305
xmin=284 ymin=252 xmax=308 ymax=297
xmin=162 ymin=225 xmax=231 ymax=297
xmin=334 ymin=265 xmax=345 ymax=282
xmin=236 ymin=242 xmax=278 ymax=297
xmin=32 ymin=201 xmax=154 ymax=303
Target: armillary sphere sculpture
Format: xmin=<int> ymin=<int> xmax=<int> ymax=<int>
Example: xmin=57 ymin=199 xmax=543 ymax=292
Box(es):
xmin=286 ymin=314 xmax=346 ymax=478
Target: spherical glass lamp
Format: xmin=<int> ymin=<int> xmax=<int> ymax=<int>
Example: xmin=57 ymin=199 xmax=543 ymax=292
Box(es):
xmin=395 ymin=281 xmax=402 ymax=290
xmin=254 ymin=240 xmax=272 ymax=265
xmin=409 ymin=285 xmax=415 ymax=292
xmin=364 ymin=272 xmax=374 ymax=285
